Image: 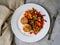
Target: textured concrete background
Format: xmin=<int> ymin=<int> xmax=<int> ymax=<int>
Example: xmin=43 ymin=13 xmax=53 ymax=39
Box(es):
xmin=15 ymin=0 xmax=60 ymax=45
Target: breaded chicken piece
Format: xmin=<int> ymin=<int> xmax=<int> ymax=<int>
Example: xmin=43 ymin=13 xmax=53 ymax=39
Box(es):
xmin=21 ymin=17 xmax=28 ymax=24
xmin=23 ymin=24 xmax=31 ymax=32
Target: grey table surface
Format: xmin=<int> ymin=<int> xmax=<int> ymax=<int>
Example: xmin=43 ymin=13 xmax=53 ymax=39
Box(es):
xmin=15 ymin=0 xmax=60 ymax=45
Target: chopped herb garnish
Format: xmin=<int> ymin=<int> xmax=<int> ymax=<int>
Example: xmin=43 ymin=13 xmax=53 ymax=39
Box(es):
xmin=37 ymin=28 xmax=40 ymax=32
xmin=30 ymin=22 xmax=35 ymax=26
xmin=33 ymin=16 xmax=37 ymax=20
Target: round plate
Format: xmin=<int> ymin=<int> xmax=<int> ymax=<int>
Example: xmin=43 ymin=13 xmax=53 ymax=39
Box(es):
xmin=11 ymin=3 xmax=50 ymax=42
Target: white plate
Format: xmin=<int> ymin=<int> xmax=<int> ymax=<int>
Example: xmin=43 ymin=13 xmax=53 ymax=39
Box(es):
xmin=11 ymin=3 xmax=50 ymax=42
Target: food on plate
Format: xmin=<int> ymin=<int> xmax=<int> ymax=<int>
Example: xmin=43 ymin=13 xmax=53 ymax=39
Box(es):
xmin=23 ymin=24 xmax=31 ymax=32
xmin=21 ymin=8 xmax=47 ymax=35
xmin=21 ymin=17 xmax=28 ymax=24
